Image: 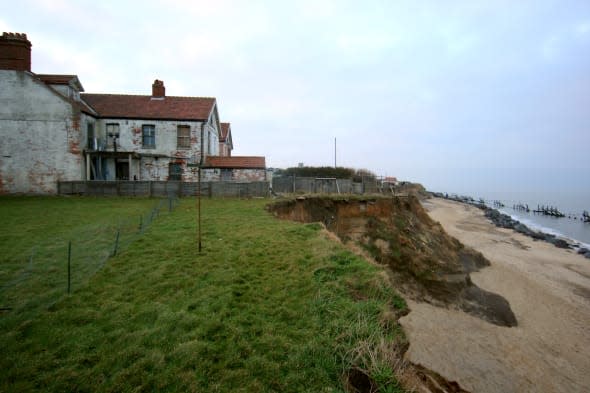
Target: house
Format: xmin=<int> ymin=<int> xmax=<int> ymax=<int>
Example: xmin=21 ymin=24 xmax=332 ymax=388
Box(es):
xmin=382 ymin=176 xmax=398 ymax=186
xmin=80 ymin=84 xmax=221 ymax=183
xmin=0 ymin=32 xmax=266 ymax=194
xmin=202 ymin=156 xmax=267 ymax=182
xmin=219 ymin=122 xmax=233 ymax=157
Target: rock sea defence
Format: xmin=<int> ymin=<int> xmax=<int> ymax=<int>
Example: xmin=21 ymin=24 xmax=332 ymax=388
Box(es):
xmin=484 ymin=208 xmax=590 ymax=257
xmin=269 ymin=195 xmax=517 ymax=327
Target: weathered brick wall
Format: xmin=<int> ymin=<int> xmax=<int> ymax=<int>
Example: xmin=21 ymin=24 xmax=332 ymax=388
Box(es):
xmin=1 ymin=70 xmax=227 ymax=193
xmin=86 ymin=118 xmax=220 ymax=181
xmin=201 ymin=168 xmax=220 ymax=181
xmin=200 ymin=168 xmax=266 ymax=182
xmin=0 ymin=70 xmax=83 ymax=193
xmin=233 ymin=168 xmax=266 ymax=181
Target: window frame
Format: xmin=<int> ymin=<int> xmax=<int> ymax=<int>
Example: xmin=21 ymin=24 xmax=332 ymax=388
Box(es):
xmin=106 ymin=123 xmax=120 ymax=136
xmin=169 ymin=162 xmax=183 ymax=181
xmin=106 ymin=123 xmax=120 ymax=149
xmin=87 ymin=123 xmax=95 ymax=150
xmin=142 ymin=124 xmax=156 ymax=149
xmin=177 ymin=125 xmax=191 ymax=149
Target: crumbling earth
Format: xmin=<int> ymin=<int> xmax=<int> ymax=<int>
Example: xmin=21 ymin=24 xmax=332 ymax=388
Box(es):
xmin=268 ymin=195 xmax=517 ymax=327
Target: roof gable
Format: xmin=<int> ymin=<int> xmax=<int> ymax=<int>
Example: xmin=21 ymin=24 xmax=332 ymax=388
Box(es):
xmin=19 ymin=72 xmax=97 ymax=116
xmin=220 ymin=123 xmax=229 ymax=139
xmin=81 ymin=93 xmax=216 ymax=121
xmin=220 ymin=122 xmax=233 ymax=148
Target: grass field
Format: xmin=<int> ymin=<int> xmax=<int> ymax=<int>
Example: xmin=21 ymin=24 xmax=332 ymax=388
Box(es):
xmin=0 ymin=196 xmax=408 ymax=392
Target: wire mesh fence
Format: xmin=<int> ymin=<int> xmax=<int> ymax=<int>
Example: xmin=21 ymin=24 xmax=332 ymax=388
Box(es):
xmin=271 ymin=176 xmax=405 ymax=195
xmin=0 ymin=196 xmax=180 ymax=323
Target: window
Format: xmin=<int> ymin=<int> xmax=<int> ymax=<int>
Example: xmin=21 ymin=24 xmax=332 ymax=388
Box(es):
xmin=177 ymin=125 xmax=190 ymax=148
xmin=221 ymin=169 xmax=232 ymax=181
xmin=106 ymin=123 xmax=120 ymax=149
xmin=142 ymin=125 xmax=155 ymax=148
xmin=106 ymin=123 xmax=120 ymax=138
xmin=169 ymin=163 xmax=182 ymax=181
xmin=87 ymin=123 xmax=95 ymax=149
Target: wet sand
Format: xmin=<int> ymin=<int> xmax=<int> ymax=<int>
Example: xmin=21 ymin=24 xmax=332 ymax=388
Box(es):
xmin=399 ymin=198 xmax=590 ymax=393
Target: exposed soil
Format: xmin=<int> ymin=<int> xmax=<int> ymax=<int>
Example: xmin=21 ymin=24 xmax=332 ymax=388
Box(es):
xmin=268 ymin=196 xmax=516 ymax=327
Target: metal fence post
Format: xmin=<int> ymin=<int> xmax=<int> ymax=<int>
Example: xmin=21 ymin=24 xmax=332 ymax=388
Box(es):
xmin=112 ymin=230 xmax=120 ymax=257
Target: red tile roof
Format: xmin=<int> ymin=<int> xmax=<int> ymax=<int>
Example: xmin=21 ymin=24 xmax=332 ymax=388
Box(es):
xmin=36 ymin=74 xmax=84 ymax=91
xmin=204 ymin=156 xmax=265 ymax=169
xmin=81 ymin=94 xmax=216 ymax=121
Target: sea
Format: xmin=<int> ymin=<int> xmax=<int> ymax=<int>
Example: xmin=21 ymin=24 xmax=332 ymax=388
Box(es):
xmin=449 ymin=190 xmax=590 ymax=248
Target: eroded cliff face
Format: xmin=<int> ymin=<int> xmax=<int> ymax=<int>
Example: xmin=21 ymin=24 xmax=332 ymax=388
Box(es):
xmin=268 ymin=196 xmax=517 ymax=328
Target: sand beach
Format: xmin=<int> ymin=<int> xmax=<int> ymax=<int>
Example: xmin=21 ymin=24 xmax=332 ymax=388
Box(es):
xmin=400 ymin=198 xmax=590 ymax=392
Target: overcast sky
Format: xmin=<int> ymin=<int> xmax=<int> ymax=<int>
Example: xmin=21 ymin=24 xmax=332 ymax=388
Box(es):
xmin=2 ymin=0 xmax=589 ymax=194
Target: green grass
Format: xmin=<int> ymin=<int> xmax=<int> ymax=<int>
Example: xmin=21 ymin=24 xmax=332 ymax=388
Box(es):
xmin=0 ymin=196 xmax=173 ymax=321
xmin=0 ymin=197 xmax=407 ymax=392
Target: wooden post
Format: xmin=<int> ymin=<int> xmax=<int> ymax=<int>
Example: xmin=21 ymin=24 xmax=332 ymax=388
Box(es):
xmin=86 ymin=154 xmax=91 ymax=180
xmin=198 ymin=168 xmax=202 ymax=252
xmin=67 ymin=241 xmax=71 ymax=294
xmin=128 ymin=153 xmax=132 ymax=182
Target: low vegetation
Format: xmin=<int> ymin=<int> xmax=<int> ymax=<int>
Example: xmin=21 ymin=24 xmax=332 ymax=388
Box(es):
xmin=275 ymin=166 xmax=377 ymax=181
xmin=0 ymin=197 xmax=408 ymax=392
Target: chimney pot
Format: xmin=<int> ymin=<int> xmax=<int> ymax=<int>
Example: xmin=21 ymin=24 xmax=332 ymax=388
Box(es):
xmin=0 ymin=32 xmax=32 ymax=72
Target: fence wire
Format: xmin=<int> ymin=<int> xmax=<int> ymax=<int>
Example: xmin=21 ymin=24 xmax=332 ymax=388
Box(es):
xmin=0 ymin=197 xmax=180 ymax=324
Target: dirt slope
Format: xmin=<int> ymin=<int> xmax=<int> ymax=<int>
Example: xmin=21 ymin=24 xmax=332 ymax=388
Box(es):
xmin=269 ymin=196 xmax=516 ymax=327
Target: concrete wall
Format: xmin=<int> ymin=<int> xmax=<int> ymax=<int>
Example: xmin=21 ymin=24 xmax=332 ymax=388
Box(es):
xmin=0 ymin=70 xmax=84 ymax=193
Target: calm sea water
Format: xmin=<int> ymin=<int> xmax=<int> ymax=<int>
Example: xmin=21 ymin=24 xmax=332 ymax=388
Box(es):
xmin=477 ymin=191 xmax=590 ymax=247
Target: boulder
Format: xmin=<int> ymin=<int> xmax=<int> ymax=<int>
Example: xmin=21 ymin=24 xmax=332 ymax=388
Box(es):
xmin=514 ymin=223 xmax=532 ymax=236
xmin=552 ymin=239 xmax=570 ymax=249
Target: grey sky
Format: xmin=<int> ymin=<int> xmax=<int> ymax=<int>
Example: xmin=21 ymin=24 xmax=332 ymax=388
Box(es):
xmin=2 ymin=0 xmax=589 ymax=194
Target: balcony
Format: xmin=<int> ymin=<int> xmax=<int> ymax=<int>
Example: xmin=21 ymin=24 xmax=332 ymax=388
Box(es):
xmin=87 ymin=137 xmax=107 ymax=152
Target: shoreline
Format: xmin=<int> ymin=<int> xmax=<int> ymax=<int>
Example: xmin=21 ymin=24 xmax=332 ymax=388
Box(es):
xmin=431 ymin=193 xmax=590 ymax=257
xmin=399 ymin=197 xmax=590 ymax=393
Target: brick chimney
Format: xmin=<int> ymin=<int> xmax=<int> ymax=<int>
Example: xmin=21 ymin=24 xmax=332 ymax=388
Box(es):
xmin=0 ymin=32 xmax=32 ymax=72
xmin=152 ymin=79 xmax=165 ymax=98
